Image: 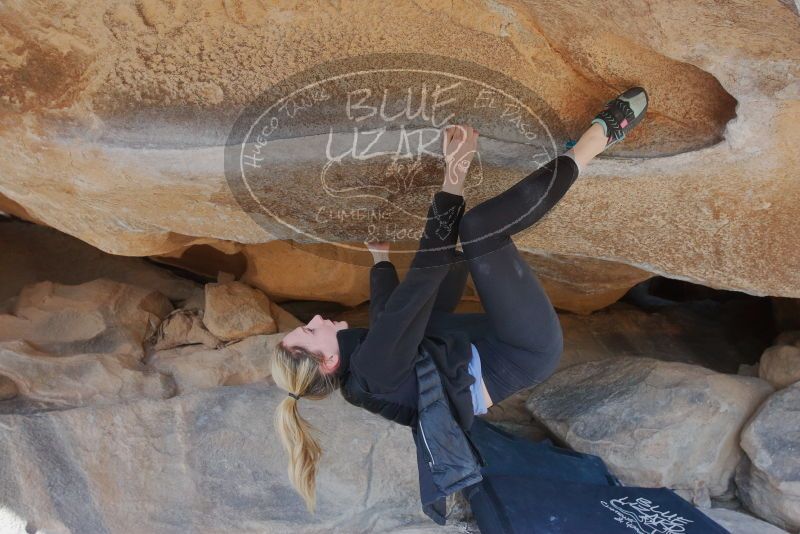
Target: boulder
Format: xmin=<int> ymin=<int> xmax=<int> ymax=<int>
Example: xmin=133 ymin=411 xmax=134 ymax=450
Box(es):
xmin=775 ymin=330 xmax=800 ymax=348
xmin=147 ymin=308 xmax=221 ymax=352
xmin=147 ymin=334 xmax=279 ymax=394
xmin=0 ymin=279 xmax=173 ymax=359
xmin=759 ymin=345 xmax=800 ymax=389
xmin=240 ymin=241 xmax=375 ymax=307
xmin=163 ymin=238 xmax=650 ymax=313
xmin=736 ymin=383 xmax=800 ymax=531
xmin=0 ymin=340 xmax=174 ymax=407
xmin=526 ymin=357 xmax=774 ymax=499
xmin=0 ymin=1 xmax=797 ymax=299
xmin=202 ymin=281 xmax=276 ymax=341
xmin=0 ymin=383 xmax=463 ymax=533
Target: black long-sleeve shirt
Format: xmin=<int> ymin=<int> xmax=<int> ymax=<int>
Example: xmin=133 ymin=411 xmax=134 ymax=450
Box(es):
xmin=351 ymin=190 xmax=466 ymax=394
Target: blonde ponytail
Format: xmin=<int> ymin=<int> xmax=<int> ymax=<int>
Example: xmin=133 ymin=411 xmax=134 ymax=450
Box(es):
xmin=271 ymin=340 xmax=340 ymax=513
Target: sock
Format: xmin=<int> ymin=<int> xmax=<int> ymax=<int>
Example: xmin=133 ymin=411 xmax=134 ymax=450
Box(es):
xmin=564 ymin=148 xmax=583 ymax=176
xmin=590 ymin=117 xmax=609 ymax=137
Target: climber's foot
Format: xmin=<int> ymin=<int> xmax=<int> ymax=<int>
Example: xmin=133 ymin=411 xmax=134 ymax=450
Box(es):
xmin=591 ymin=86 xmax=649 ymax=150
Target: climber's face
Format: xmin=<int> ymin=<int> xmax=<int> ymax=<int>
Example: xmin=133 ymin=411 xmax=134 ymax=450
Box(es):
xmin=281 ymin=314 xmax=348 ymax=374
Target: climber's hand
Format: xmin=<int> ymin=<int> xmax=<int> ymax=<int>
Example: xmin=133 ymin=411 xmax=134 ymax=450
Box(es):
xmin=442 ymin=124 xmax=479 ymax=193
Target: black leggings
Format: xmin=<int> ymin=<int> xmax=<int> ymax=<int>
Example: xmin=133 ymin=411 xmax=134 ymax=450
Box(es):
xmin=432 ymin=154 xmax=580 ymax=404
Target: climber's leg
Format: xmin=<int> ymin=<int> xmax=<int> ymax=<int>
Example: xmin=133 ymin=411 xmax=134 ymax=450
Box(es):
xmin=432 ymin=249 xmax=469 ymax=313
xmin=458 ymin=160 xmax=573 ymax=402
xmin=459 ymin=87 xmax=650 ymax=403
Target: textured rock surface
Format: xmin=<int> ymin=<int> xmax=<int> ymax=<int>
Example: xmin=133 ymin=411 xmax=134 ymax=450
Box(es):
xmin=147 ymin=308 xmax=221 ymax=352
xmin=0 ymin=220 xmax=202 ymax=305
xmin=0 ymin=374 xmax=19 ymax=400
xmin=736 ymin=383 xmax=800 ymax=531
xmin=522 ymin=250 xmax=652 ymax=314
xmin=0 ymin=1 xmax=798 ymax=298
xmin=0 ymin=279 xmax=173 ymax=359
xmin=0 ymin=383 xmax=471 ymax=533
xmin=525 ymin=357 xmax=774 ymax=498
xmin=759 ymin=344 xmax=800 ymax=389
xmin=203 ymin=281 xmax=277 ymax=341
xmin=0 ymin=340 xmax=174 ymax=407
xmin=268 ymin=300 xmax=305 ymax=332
xmin=156 ymin=238 xmax=650 ymax=313
xmin=239 ymin=240 xmax=377 ymax=307
xmin=147 ymin=334 xmax=278 ymax=395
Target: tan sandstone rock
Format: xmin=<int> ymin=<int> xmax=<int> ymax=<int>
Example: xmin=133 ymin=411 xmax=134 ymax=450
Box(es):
xmin=0 ymin=1 xmax=797 ymax=299
xmin=239 ymin=240 xmax=373 ymax=307
xmin=522 ymin=251 xmax=652 ymax=314
xmin=147 ymin=334 xmax=279 ymax=394
xmin=157 ymin=238 xmax=649 ymax=313
xmin=0 ymin=279 xmax=173 ymax=359
xmin=147 ymin=308 xmax=221 ymax=352
xmin=759 ymin=344 xmax=800 ymax=390
xmin=202 ymin=281 xmax=276 ymax=341
xmin=0 ymin=340 xmax=174 ymax=407
xmin=269 ymin=301 xmax=305 ymax=332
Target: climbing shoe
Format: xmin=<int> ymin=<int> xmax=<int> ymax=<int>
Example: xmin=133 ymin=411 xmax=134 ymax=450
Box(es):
xmin=591 ymin=86 xmax=648 ymax=149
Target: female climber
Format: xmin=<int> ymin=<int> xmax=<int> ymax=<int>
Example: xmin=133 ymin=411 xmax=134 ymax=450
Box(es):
xmin=271 ymin=87 xmax=649 ymax=513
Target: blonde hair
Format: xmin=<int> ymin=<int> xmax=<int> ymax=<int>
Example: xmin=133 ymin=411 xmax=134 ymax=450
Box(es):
xmin=271 ymin=338 xmax=340 ymax=513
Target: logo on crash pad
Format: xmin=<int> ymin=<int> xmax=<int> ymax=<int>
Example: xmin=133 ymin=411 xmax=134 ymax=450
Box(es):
xmin=224 ymin=52 xmax=565 ymax=262
xmin=601 ymin=496 xmax=694 ymax=533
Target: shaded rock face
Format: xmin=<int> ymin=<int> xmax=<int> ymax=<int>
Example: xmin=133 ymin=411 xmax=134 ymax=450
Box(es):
xmin=522 ymin=251 xmax=653 ymax=314
xmin=0 ymin=279 xmax=173 ymax=359
xmin=155 ymin=238 xmax=653 ymax=314
xmin=0 ymin=220 xmax=201 ymax=305
xmin=736 ymin=383 xmax=800 ymax=531
xmin=0 ymin=384 xmax=467 ymax=534
xmin=525 ymin=357 xmax=774 ymax=499
xmin=558 ymin=299 xmax=772 ymax=374
xmin=0 ymin=1 xmax=797 ymax=299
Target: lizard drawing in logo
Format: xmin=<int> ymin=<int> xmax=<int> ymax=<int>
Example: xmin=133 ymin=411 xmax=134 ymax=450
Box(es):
xmin=318 ymin=126 xmax=484 ymax=219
